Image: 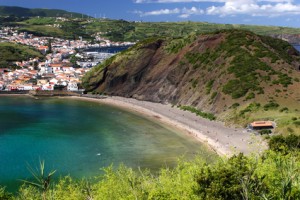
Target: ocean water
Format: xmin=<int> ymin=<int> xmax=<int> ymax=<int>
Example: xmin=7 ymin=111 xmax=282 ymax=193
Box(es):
xmin=0 ymin=96 xmax=216 ymax=191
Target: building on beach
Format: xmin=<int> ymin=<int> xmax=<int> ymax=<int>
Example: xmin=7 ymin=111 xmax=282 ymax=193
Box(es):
xmin=249 ymin=121 xmax=274 ymax=130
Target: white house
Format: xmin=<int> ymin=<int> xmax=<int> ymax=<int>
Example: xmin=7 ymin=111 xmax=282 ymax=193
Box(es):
xmin=67 ymin=82 xmax=78 ymax=91
xmin=42 ymin=83 xmax=54 ymax=91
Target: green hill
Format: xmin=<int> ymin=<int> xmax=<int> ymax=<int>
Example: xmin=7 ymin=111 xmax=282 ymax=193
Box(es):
xmin=82 ymin=30 xmax=300 ymax=134
xmin=0 ymin=42 xmax=44 ymax=68
xmin=0 ymin=6 xmax=89 ymax=18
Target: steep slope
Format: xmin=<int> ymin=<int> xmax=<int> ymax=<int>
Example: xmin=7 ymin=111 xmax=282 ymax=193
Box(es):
xmin=82 ymin=30 xmax=300 ymax=133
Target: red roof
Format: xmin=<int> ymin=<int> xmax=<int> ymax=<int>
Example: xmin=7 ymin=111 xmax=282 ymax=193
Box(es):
xmin=250 ymin=121 xmax=273 ymax=127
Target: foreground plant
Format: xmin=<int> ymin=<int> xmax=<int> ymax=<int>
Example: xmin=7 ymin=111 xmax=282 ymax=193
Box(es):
xmin=20 ymin=160 xmax=56 ymax=200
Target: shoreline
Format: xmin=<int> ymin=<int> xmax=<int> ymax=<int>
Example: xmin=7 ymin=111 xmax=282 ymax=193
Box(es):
xmin=68 ymin=96 xmax=267 ymax=157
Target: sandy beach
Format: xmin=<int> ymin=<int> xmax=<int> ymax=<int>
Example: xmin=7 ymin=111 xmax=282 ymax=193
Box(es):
xmin=68 ymin=95 xmax=267 ymax=157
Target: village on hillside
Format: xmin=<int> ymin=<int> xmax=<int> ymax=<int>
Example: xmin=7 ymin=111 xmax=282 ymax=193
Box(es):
xmin=0 ymin=26 xmax=134 ymax=92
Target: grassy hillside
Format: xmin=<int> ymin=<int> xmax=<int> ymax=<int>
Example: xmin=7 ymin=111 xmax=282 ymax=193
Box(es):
xmin=83 ymin=19 xmax=300 ymax=42
xmin=0 ymin=6 xmax=89 ymax=18
xmin=18 ymin=20 xmax=91 ymax=40
xmin=0 ymin=42 xmax=44 ymax=68
xmin=82 ymin=30 xmax=300 ymax=134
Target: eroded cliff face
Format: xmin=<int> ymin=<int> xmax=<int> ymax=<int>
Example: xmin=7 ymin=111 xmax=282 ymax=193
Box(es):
xmin=82 ymin=30 xmax=300 ymax=114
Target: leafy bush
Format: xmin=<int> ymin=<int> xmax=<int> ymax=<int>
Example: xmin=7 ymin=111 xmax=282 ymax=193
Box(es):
xmin=206 ymin=80 xmax=214 ymax=94
xmin=223 ymin=79 xmax=251 ymax=99
xmin=269 ymin=134 xmax=300 ymax=152
xmin=259 ymin=129 xmax=272 ymax=135
xmin=210 ymin=91 xmax=217 ymax=100
xmin=178 ymin=105 xmax=216 ymax=120
xmin=263 ymin=101 xmax=279 ymax=111
xmin=230 ymin=103 xmax=240 ymax=109
xmin=279 ymin=107 xmax=289 ymax=112
xmin=245 ymin=92 xmax=255 ymax=100
xmin=294 ymin=121 xmax=300 ymax=127
xmin=239 ymin=102 xmax=261 ymax=116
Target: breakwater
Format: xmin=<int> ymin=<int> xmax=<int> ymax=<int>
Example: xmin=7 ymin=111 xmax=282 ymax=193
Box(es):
xmin=28 ymin=90 xmax=81 ymax=96
xmin=0 ymin=90 xmax=29 ymax=95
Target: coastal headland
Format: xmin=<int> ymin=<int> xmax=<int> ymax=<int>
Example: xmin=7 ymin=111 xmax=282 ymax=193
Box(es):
xmin=69 ymin=95 xmax=267 ymax=157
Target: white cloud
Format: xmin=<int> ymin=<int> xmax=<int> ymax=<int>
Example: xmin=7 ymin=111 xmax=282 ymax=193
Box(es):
xmin=135 ymin=7 xmax=204 ymax=17
xmin=134 ymin=0 xmax=300 ymax=18
xmin=134 ymin=0 xmax=220 ymax=3
xmin=136 ymin=8 xmax=180 ymax=16
xmin=206 ymin=2 xmax=300 ymax=17
xmin=134 ymin=0 xmax=292 ymax=3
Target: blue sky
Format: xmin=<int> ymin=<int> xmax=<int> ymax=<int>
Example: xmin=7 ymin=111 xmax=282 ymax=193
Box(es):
xmin=1 ymin=0 xmax=300 ymax=27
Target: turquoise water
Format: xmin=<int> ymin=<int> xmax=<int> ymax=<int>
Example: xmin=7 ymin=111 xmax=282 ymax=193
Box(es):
xmin=0 ymin=96 xmax=216 ymax=191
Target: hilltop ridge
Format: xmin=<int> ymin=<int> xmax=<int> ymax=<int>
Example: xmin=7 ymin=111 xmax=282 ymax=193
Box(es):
xmin=0 ymin=6 xmax=89 ymax=18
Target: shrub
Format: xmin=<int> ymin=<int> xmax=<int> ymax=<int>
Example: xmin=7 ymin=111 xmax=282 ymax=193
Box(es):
xmin=178 ymin=105 xmax=216 ymax=120
xmin=293 ymin=121 xmax=300 ymax=127
xmin=206 ymin=80 xmax=214 ymax=94
xmin=239 ymin=102 xmax=261 ymax=116
xmin=263 ymin=101 xmax=279 ymax=111
xmin=210 ymin=92 xmax=217 ymax=100
xmin=245 ymin=92 xmax=255 ymax=100
xmin=230 ymin=103 xmax=240 ymax=109
xmin=279 ymin=107 xmax=289 ymax=112
xmin=269 ymin=134 xmax=300 ymax=152
xmin=259 ymin=129 xmax=272 ymax=135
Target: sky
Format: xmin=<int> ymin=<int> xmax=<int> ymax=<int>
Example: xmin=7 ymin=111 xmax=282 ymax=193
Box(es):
xmin=1 ymin=0 xmax=300 ymax=28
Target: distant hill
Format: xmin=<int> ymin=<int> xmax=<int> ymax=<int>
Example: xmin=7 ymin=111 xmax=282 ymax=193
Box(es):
xmin=0 ymin=6 xmax=89 ymax=18
xmin=83 ymin=19 xmax=300 ymax=43
xmin=82 ymin=30 xmax=300 ymax=134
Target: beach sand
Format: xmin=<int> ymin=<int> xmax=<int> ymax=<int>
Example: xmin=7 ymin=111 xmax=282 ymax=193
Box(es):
xmin=68 ymin=96 xmax=267 ymax=157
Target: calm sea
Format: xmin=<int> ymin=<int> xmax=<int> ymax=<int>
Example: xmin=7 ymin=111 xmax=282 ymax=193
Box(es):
xmin=0 ymin=96 xmax=216 ymax=191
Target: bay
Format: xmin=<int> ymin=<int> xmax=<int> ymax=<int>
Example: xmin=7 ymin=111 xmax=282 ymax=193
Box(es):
xmin=0 ymin=96 xmax=217 ymax=191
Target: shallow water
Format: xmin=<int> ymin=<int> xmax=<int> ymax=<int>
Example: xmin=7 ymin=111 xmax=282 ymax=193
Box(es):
xmin=0 ymin=96 xmax=217 ymax=191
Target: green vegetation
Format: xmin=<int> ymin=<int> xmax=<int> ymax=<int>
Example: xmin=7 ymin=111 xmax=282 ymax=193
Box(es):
xmin=20 ymin=160 xmax=56 ymax=200
xmin=178 ymin=105 xmax=216 ymax=121
xmin=239 ymin=102 xmax=261 ymax=116
xmin=215 ymin=30 xmax=295 ymax=98
xmin=164 ymin=33 xmax=197 ymax=54
xmin=2 ymin=134 xmax=300 ymax=199
xmin=19 ymin=20 xmax=92 ymax=40
xmin=269 ymin=134 xmax=300 ymax=153
xmin=0 ymin=42 xmax=44 ymax=68
xmin=23 ymin=17 xmax=56 ymax=25
xmin=82 ymin=19 xmax=300 ymax=42
xmin=205 ymin=80 xmax=214 ymax=94
xmin=5 ymin=14 xmax=300 ymax=42
xmin=264 ymin=101 xmax=280 ymax=111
